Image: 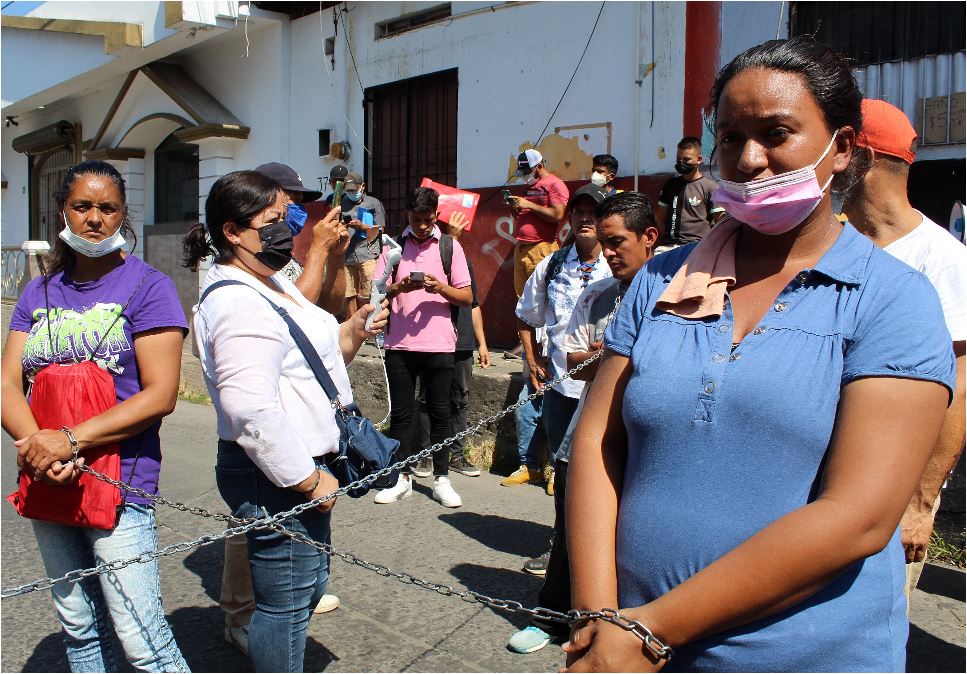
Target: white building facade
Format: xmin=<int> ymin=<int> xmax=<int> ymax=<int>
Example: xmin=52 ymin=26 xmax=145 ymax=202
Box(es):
xmin=2 ymin=1 xmax=963 ymax=345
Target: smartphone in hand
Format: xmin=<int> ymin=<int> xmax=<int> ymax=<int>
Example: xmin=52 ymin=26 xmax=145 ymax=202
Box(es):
xmin=409 ymin=270 xmax=425 ymax=283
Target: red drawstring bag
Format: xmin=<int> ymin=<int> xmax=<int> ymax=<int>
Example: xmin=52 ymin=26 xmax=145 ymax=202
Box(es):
xmin=6 ymin=361 xmax=123 ymax=530
xmin=6 ymin=276 xmax=146 ymax=530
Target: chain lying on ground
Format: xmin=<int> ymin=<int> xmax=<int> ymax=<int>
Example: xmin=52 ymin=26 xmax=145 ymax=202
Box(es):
xmin=1 ymin=349 xmax=605 ymax=599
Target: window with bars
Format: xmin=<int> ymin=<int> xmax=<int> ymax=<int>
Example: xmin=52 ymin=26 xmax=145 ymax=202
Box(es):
xmin=31 ymin=146 xmax=76 ymax=243
xmin=790 ymin=2 xmax=965 ymax=66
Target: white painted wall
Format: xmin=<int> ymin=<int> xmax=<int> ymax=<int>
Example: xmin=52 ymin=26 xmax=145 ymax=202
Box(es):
xmin=288 ymin=0 xmax=688 ymax=188
xmin=719 ymin=1 xmax=788 ymax=69
xmin=1 ymin=75 xmax=122 ymax=246
xmin=172 ymin=17 xmax=287 ymax=171
xmin=20 ymin=1 xmax=180 ymax=45
xmin=1 ymin=136 xmax=32 ymax=247
xmin=1 ymin=28 xmax=111 ymax=107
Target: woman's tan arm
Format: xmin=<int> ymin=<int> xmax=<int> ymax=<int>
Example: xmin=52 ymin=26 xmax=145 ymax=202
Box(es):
xmin=1 ymin=330 xmax=40 ymax=441
xmin=567 ymin=351 xmax=632 ymax=612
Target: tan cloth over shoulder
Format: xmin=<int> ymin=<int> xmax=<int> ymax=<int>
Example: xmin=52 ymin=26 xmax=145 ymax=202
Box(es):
xmin=655 ymin=217 xmax=742 ymax=319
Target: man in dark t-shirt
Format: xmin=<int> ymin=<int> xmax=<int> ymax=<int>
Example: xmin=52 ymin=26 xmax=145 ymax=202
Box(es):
xmin=656 ymin=137 xmax=724 ymax=251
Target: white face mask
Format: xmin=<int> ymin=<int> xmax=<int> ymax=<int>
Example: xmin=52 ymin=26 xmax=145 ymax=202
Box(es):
xmin=590 ymin=171 xmax=609 ymax=188
xmin=59 ymin=212 xmax=126 ymax=257
xmin=523 ymin=170 xmax=538 ymax=186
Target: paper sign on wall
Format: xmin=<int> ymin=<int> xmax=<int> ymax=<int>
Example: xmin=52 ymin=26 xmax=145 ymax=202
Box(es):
xmin=420 ymin=178 xmax=480 ymax=231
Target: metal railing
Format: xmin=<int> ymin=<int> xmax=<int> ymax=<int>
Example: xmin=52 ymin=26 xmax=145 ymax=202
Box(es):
xmin=1 ymin=247 xmax=27 ymax=300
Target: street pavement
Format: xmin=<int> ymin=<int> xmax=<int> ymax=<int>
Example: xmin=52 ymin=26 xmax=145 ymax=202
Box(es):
xmin=2 ymin=401 xmax=964 ymax=672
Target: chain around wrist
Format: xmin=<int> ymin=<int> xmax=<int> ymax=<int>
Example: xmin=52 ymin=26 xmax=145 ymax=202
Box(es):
xmin=60 ymin=427 xmax=80 ymax=463
xmin=592 ymin=608 xmax=674 ymax=661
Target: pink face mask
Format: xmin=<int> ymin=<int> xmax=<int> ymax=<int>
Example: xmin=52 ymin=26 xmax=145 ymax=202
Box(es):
xmin=713 ymin=132 xmax=838 ymax=235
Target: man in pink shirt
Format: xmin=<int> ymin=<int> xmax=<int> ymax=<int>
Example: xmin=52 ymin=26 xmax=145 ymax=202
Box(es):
xmin=506 ymin=149 xmax=570 ymax=296
xmin=370 ymin=187 xmax=473 ymax=508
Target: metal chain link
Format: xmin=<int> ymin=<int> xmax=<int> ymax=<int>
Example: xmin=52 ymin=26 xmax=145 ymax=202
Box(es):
xmin=0 ymin=344 xmax=672 ymax=655
xmin=2 ymin=349 xmax=606 ymax=599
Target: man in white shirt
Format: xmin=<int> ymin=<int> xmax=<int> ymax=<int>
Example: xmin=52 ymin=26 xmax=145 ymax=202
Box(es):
xmin=502 ymin=185 xmax=612 ymax=490
xmin=506 ymin=191 xmax=660 ymax=654
xmin=843 ymin=98 xmax=967 ymax=604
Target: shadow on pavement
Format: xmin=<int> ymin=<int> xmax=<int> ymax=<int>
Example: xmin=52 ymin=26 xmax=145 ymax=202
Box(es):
xmin=917 ymin=563 xmax=966 ymax=602
xmin=167 ymin=605 xmax=337 ymax=672
xmin=438 ymin=511 xmax=552 ymax=558
xmin=449 ymin=561 xmax=545 ymax=630
xmin=907 ymin=623 xmax=966 ymax=673
xmin=22 ymin=631 xmax=70 ymax=672
xmin=182 ymin=542 xmax=225 ymax=604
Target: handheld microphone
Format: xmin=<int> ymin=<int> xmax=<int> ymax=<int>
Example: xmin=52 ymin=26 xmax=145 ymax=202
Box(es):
xmin=365 ymin=247 xmax=402 ymax=331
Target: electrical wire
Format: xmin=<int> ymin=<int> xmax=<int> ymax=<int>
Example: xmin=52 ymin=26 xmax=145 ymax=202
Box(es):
xmin=243 ymin=4 xmax=250 ymax=58
xmin=318 ymin=0 xmax=372 ymax=157
xmin=340 ymin=3 xmax=366 ymax=97
xmin=534 ymin=0 xmax=606 ymax=145
xmin=476 ymin=0 xmax=608 ymax=209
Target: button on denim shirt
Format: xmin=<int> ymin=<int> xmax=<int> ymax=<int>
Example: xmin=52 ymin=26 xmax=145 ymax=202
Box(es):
xmin=604 ymin=223 xmax=955 ymax=672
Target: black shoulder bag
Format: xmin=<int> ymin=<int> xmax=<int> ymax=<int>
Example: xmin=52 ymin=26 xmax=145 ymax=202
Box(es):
xmin=200 ymin=280 xmax=400 ymax=498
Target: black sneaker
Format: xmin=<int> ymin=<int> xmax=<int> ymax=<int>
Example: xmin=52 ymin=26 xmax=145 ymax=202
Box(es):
xmin=523 ymin=550 xmax=550 ymax=576
xmin=411 ymin=456 xmax=432 ymax=478
xmin=449 ymin=454 xmax=481 ymax=477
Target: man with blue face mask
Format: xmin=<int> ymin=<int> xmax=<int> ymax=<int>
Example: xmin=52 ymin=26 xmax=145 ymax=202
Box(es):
xmin=254 ymin=163 xmax=349 ymax=313
xmin=340 ymin=171 xmax=387 ymax=317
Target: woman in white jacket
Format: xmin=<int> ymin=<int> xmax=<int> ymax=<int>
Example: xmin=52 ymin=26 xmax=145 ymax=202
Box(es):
xmin=182 ymin=170 xmax=386 ymax=672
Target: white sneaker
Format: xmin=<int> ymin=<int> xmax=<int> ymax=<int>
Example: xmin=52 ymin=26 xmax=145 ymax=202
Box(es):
xmin=373 ymin=474 xmax=412 ymax=504
xmin=432 ymin=476 xmax=462 ymax=508
xmin=313 ymin=593 xmax=340 ymax=614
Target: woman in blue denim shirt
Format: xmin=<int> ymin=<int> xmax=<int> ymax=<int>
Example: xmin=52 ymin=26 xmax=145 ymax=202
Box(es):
xmin=565 ymin=37 xmax=956 ymax=673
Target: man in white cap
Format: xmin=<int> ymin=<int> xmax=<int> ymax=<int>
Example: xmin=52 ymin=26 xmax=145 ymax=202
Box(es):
xmin=254 ymin=162 xmax=348 ymax=311
xmin=505 ymin=148 xmax=570 ymax=297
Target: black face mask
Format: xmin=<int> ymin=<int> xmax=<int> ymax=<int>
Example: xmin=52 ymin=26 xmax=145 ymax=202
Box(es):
xmin=241 ymin=221 xmax=294 ymax=271
xmin=675 ymin=160 xmax=697 ymax=175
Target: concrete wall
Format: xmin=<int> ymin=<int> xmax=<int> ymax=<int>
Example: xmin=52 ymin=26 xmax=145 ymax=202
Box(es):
xmin=287 ymin=1 xmax=688 ymax=191
xmin=1 ymin=76 xmax=119 ymax=247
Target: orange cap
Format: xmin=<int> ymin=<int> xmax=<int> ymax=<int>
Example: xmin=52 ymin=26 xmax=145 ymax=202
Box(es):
xmin=856 ymin=99 xmax=917 ymax=164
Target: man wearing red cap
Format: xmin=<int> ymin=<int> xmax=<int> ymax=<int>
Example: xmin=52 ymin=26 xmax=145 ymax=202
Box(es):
xmin=843 ymin=99 xmax=967 ymax=605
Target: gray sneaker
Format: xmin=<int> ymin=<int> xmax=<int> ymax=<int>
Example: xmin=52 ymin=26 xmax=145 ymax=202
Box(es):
xmin=523 ymin=550 xmax=551 ymax=576
xmin=411 ymin=456 xmax=432 ymax=478
xmin=449 ymin=454 xmax=481 ymax=476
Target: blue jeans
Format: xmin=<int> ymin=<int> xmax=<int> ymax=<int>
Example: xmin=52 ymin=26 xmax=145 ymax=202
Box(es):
xmin=515 ymin=377 xmax=544 ymax=469
xmin=215 ymin=442 xmax=331 ymax=673
xmin=32 ymin=504 xmax=189 ymax=673
xmin=541 ymin=388 xmax=580 ymax=464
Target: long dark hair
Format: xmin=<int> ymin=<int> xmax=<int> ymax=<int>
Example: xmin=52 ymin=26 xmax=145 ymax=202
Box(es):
xmin=709 ymin=35 xmax=865 ymax=192
xmin=182 ymin=170 xmax=281 ymax=271
xmin=46 ymin=160 xmax=136 ymax=278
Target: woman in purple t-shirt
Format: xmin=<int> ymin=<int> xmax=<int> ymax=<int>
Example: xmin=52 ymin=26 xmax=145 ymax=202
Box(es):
xmin=1 ymin=160 xmax=189 ymax=672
